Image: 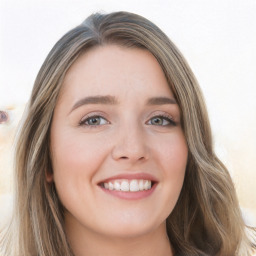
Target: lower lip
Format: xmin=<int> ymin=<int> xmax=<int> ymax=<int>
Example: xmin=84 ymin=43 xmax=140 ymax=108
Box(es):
xmin=99 ymin=183 xmax=157 ymax=200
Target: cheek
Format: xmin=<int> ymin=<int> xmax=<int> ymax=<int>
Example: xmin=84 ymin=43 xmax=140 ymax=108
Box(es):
xmin=50 ymin=129 xmax=111 ymax=212
xmin=154 ymin=132 xmax=187 ymax=198
xmin=157 ymin=132 xmax=188 ymax=173
xmin=50 ymin=128 xmax=109 ymax=183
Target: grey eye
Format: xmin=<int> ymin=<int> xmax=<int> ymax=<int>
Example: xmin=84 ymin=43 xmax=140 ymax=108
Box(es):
xmin=149 ymin=116 xmax=174 ymax=126
xmin=0 ymin=111 xmax=9 ymax=124
xmin=87 ymin=117 xmax=102 ymax=125
xmin=81 ymin=116 xmax=109 ymax=126
xmin=151 ymin=117 xmax=164 ymax=125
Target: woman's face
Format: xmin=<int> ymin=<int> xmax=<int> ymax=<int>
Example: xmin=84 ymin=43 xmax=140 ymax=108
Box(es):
xmin=50 ymin=45 xmax=188 ymax=238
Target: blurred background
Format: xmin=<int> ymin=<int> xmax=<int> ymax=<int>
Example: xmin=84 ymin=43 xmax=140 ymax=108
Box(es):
xmin=0 ymin=0 xmax=256 ymax=227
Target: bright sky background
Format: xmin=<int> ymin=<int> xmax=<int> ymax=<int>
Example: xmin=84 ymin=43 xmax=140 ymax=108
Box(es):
xmin=0 ymin=0 xmax=256 ymax=220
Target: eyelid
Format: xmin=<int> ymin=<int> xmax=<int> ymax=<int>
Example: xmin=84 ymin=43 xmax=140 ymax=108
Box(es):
xmin=146 ymin=112 xmax=177 ymax=126
xmin=79 ymin=112 xmax=110 ymax=126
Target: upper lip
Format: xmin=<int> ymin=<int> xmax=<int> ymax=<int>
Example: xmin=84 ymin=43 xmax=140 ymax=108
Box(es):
xmin=98 ymin=173 xmax=158 ymax=184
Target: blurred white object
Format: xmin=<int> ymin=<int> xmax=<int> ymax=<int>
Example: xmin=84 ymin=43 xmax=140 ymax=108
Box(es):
xmin=241 ymin=207 xmax=256 ymax=227
xmin=0 ymin=193 xmax=13 ymax=229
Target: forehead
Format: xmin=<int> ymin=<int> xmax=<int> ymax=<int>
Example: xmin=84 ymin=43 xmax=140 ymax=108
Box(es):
xmin=60 ymin=44 xmax=174 ymax=102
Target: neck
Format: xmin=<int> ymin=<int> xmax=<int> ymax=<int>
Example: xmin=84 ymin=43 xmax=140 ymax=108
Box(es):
xmin=65 ymin=220 xmax=173 ymax=256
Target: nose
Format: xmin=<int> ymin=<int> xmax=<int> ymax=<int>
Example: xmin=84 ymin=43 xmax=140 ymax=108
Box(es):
xmin=111 ymin=124 xmax=149 ymax=163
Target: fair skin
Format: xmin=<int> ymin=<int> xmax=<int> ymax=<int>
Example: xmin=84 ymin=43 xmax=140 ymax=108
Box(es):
xmin=49 ymin=45 xmax=188 ymax=256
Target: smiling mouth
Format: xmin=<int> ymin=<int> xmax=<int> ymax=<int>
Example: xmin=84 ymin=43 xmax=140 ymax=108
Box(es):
xmin=98 ymin=179 xmax=157 ymax=192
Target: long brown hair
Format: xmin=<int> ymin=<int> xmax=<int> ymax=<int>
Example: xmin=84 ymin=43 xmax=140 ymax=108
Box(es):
xmin=1 ymin=11 xmax=255 ymax=256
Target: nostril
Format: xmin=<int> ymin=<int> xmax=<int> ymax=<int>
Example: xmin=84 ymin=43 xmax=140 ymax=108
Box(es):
xmin=0 ymin=111 xmax=9 ymax=124
xmin=120 ymin=156 xmax=129 ymax=159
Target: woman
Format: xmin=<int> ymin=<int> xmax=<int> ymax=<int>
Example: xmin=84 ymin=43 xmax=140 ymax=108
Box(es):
xmin=1 ymin=11 xmax=255 ymax=256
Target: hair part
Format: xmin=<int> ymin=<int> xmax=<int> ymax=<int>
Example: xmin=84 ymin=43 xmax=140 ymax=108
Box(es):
xmin=1 ymin=11 xmax=255 ymax=256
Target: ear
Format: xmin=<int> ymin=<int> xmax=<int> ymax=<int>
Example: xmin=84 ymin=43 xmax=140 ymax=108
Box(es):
xmin=45 ymin=170 xmax=54 ymax=183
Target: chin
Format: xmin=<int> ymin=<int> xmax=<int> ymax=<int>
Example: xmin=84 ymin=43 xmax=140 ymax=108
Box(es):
xmin=102 ymin=225 xmax=157 ymax=239
xmin=96 ymin=215 xmax=165 ymax=239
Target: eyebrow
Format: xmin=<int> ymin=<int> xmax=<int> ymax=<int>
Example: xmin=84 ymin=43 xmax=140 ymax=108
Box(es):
xmin=146 ymin=97 xmax=177 ymax=105
xmin=70 ymin=95 xmax=118 ymax=113
xmin=69 ymin=95 xmax=177 ymax=114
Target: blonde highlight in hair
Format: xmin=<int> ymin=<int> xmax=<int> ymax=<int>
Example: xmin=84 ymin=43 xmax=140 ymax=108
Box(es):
xmin=1 ymin=11 xmax=255 ymax=256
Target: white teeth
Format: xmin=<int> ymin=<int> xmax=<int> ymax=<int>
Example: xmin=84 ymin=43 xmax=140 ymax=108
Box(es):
xmin=130 ymin=180 xmax=139 ymax=192
xmin=108 ymin=182 xmax=114 ymax=190
xmin=102 ymin=179 xmax=153 ymax=192
xmin=114 ymin=181 xmax=121 ymax=191
xmin=139 ymin=180 xmax=144 ymax=191
xmin=120 ymin=180 xmax=129 ymax=191
xmin=144 ymin=180 xmax=151 ymax=190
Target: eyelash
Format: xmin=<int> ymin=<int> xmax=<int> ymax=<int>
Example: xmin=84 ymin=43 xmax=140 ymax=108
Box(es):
xmin=147 ymin=114 xmax=176 ymax=126
xmin=79 ymin=114 xmax=109 ymax=127
xmin=79 ymin=114 xmax=176 ymax=128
